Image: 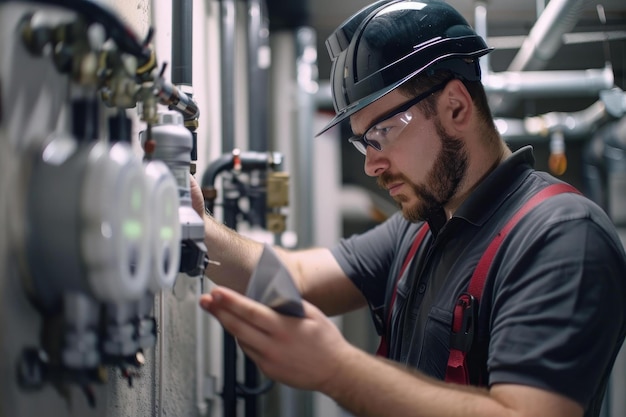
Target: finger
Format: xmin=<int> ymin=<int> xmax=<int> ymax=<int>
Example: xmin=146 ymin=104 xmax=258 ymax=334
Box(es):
xmin=237 ymin=339 xmax=265 ymax=363
xmin=199 ymin=293 xmax=215 ymax=311
xmin=189 ymin=174 xmax=205 ymax=217
xmin=208 ymin=294 xmax=277 ymax=352
xmin=208 ymin=286 xmax=287 ymax=334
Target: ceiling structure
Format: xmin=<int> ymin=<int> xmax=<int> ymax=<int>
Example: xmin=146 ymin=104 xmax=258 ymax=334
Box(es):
xmin=297 ymin=0 xmax=626 ymax=201
xmin=308 ymin=0 xmax=626 ymax=117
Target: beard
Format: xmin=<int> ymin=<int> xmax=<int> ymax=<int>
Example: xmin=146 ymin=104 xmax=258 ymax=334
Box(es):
xmin=378 ymin=117 xmax=468 ymax=223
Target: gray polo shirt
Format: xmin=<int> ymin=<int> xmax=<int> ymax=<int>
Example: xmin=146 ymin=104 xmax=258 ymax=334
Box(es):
xmin=331 ymin=146 xmax=626 ymax=417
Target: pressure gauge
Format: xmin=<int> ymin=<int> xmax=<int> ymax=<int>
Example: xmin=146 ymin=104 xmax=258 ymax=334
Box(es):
xmin=144 ymin=159 xmax=181 ymax=291
xmin=80 ymin=141 xmax=151 ymax=301
xmin=23 ymin=136 xmax=151 ymax=311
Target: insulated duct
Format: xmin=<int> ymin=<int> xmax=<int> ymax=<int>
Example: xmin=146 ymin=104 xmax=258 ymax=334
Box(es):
xmin=509 ymin=0 xmax=586 ymax=72
xmin=492 ymin=0 xmax=589 ymax=115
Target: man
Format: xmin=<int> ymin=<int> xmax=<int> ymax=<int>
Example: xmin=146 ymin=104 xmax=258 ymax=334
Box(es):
xmin=192 ymin=1 xmax=626 ymax=416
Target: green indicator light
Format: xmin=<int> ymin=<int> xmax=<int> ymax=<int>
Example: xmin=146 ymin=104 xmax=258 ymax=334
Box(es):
xmin=131 ymin=189 xmax=142 ymax=211
xmin=160 ymin=227 xmax=173 ymax=240
xmin=123 ymin=220 xmax=142 ymax=239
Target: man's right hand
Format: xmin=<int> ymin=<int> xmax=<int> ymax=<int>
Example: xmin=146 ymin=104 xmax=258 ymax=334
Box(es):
xmin=189 ymin=174 xmax=206 ymax=218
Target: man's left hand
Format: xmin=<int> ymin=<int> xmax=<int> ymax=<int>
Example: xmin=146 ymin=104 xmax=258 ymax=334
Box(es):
xmin=199 ymin=286 xmax=356 ymax=392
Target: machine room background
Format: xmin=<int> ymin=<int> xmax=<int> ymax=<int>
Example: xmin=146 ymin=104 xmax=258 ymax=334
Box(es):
xmin=0 ymin=1 xmax=624 ymax=417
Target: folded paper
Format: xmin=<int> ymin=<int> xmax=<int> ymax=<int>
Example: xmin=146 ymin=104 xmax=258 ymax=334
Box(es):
xmin=245 ymin=244 xmax=305 ymax=317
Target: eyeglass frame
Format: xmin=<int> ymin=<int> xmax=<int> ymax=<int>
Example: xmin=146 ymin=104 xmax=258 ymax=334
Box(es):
xmin=348 ymin=81 xmax=449 ymax=155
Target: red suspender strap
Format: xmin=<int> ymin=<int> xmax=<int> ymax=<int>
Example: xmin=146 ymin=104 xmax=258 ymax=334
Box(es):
xmin=376 ymin=223 xmax=431 ymax=357
xmin=445 ymin=183 xmax=581 ymax=384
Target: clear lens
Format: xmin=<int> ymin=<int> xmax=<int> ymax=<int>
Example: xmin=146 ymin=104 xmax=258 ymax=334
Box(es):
xmin=358 ymin=111 xmax=413 ymax=154
xmin=348 ymin=137 xmax=368 ymax=155
xmin=347 ymin=81 xmax=448 ymax=156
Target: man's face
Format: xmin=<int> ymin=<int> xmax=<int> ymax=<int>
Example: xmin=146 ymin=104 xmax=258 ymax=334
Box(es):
xmin=349 ymin=88 xmax=468 ymax=222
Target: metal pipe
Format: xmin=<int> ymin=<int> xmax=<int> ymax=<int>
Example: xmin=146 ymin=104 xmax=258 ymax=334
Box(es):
xmin=509 ymin=0 xmax=585 ymax=71
xmin=220 ymin=0 xmax=237 ymax=152
xmin=493 ymin=99 xmax=610 ymax=143
xmin=170 ymin=2 xmax=205 ymax=415
xmin=196 ymin=282 xmax=208 ymax=416
xmin=523 ymin=100 xmax=609 ymax=138
xmin=172 ymin=0 xmax=193 ymax=85
xmin=294 ymin=27 xmax=317 ymax=249
xmin=486 ymin=66 xmax=614 ymax=108
xmin=496 ymin=0 xmax=586 ymax=114
xmin=242 ymin=4 xmax=273 ymax=409
xmin=158 ymin=291 xmax=165 ymax=417
xmin=316 ymin=64 xmax=614 ymax=111
xmin=247 ymin=0 xmax=270 ymax=152
xmin=154 ymin=79 xmax=200 ymax=120
xmin=473 ymin=2 xmax=490 ymax=80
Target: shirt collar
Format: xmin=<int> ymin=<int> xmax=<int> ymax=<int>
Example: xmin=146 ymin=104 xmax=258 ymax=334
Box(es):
xmin=453 ymin=145 xmax=536 ymax=227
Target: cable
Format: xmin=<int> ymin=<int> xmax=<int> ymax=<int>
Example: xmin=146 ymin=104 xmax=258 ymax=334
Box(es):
xmin=2 ymin=0 xmax=152 ymax=65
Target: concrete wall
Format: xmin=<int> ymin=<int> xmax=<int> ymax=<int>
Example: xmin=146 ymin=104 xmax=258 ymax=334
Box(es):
xmin=0 ymin=1 xmax=218 ymax=417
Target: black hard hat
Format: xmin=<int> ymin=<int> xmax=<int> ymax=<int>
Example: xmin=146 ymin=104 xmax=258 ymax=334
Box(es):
xmin=317 ymin=0 xmax=493 ymax=136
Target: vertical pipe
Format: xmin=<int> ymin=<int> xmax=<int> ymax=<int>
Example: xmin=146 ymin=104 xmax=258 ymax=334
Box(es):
xmin=495 ymin=0 xmax=585 ymax=114
xmin=220 ymin=0 xmax=237 ymax=152
xmin=247 ymin=0 xmax=270 ymax=152
xmin=158 ymin=292 xmax=165 ymax=417
xmin=245 ymin=2 xmax=270 ymax=415
xmin=473 ymin=2 xmax=489 ymax=81
xmin=196 ymin=282 xmax=208 ymax=416
xmin=218 ymin=4 xmax=238 ymax=414
xmin=171 ymin=0 xmax=193 ymax=85
xmin=294 ymin=26 xmax=317 ymax=249
xmin=171 ymin=3 xmax=207 ymax=416
xmin=223 ymin=195 xmax=239 ymax=417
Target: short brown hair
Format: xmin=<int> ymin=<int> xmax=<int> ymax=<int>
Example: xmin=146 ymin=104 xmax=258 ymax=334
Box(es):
xmin=399 ymin=68 xmax=496 ymax=130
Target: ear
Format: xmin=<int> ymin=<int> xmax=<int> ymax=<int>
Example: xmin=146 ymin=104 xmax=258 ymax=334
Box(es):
xmin=439 ymin=79 xmax=472 ymax=132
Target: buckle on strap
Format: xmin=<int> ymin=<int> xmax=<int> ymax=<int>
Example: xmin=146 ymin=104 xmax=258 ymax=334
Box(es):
xmin=449 ymin=293 xmax=477 ymax=352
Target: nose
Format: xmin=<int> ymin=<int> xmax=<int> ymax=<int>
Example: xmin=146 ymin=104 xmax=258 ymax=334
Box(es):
xmin=363 ymin=146 xmax=389 ymax=177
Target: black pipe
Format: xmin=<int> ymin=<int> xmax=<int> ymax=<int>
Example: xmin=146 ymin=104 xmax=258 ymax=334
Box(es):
xmin=172 ymin=0 xmax=193 ymax=85
xmin=247 ymin=0 xmax=270 ymax=152
xmin=201 ymin=151 xmax=276 ymax=417
xmin=243 ymin=355 xmax=259 ymax=417
xmin=265 ymin=0 xmax=310 ymax=30
xmin=72 ymin=98 xmax=99 ymax=142
xmin=108 ymin=109 xmax=132 ymax=143
xmin=219 ymin=0 xmax=237 ymax=152
xmin=201 ymin=151 xmax=275 ymax=226
xmin=222 ymin=334 xmax=238 ymax=417
xmin=171 ymin=0 xmax=197 ymax=171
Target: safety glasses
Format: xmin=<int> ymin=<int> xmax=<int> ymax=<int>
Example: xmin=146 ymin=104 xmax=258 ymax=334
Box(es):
xmin=348 ymin=81 xmax=448 ymax=155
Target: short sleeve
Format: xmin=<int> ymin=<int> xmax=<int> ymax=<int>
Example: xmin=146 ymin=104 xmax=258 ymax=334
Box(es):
xmin=330 ymin=212 xmax=414 ymax=308
xmin=487 ymin=214 xmax=626 ymax=409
